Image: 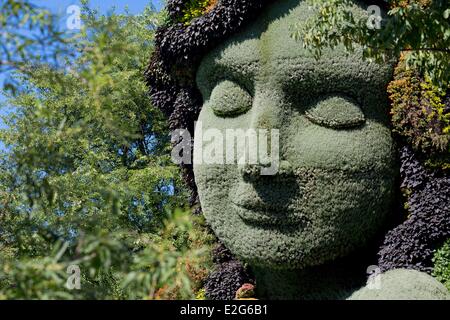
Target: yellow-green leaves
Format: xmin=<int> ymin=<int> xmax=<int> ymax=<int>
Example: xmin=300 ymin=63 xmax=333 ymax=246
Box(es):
xmin=292 ymin=0 xmax=450 ymax=87
xmin=178 ymin=0 xmax=217 ymax=25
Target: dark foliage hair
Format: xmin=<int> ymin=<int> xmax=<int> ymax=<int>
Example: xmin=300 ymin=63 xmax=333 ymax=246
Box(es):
xmin=378 ymin=146 xmax=450 ymax=273
xmin=145 ymin=0 xmax=450 ymax=299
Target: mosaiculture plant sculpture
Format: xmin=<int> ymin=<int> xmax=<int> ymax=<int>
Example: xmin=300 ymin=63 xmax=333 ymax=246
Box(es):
xmin=146 ymin=0 xmax=450 ymax=299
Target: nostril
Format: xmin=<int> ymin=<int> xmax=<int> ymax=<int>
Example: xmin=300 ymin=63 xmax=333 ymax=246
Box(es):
xmin=240 ymin=160 xmax=292 ymax=179
xmin=240 ymin=163 xmax=261 ymax=178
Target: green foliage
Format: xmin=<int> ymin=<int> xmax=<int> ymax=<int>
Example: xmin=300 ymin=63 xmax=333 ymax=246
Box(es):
xmin=0 ymin=4 xmax=213 ymax=300
xmin=388 ymin=55 xmax=450 ymax=169
xmin=179 ymin=0 xmax=217 ymax=25
xmin=292 ymin=0 xmax=450 ymax=87
xmin=433 ymin=239 xmax=450 ymax=291
xmin=0 ymin=208 xmax=213 ymax=300
xmin=117 ymin=209 xmax=213 ymax=300
xmin=0 ymin=0 xmax=70 ymax=91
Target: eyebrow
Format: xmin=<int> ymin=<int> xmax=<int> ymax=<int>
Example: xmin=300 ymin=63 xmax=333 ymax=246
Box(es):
xmin=196 ymin=58 xmax=260 ymax=95
xmin=197 ymin=54 xmax=389 ymax=103
xmin=266 ymin=56 xmax=389 ymax=92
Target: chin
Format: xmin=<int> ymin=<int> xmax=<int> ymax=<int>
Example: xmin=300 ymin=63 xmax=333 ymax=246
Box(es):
xmin=207 ymin=208 xmax=366 ymax=270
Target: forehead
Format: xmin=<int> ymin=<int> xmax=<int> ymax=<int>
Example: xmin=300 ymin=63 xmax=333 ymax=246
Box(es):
xmin=197 ymin=0 xmax=392 ymax=91
xmin=198 ymin=1 xmax=307 ymax=76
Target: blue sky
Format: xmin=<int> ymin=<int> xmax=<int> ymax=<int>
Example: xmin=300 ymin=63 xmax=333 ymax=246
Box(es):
xmin=0 ymin=0 xmax=162 ymax=134
xmin=34 ymin=0 xmax=162 ymax=16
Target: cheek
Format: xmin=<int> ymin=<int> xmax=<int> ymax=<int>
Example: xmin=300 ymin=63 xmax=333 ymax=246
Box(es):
xmin=284 ymin=118 xmax=397 ymax=174
xmin=193 ymin=107 xmax=239 ymax=206
xmin=193 ymin=163 xmax=239 ymax=235
xmin=295 ymin=168 xmax=396 ymax=229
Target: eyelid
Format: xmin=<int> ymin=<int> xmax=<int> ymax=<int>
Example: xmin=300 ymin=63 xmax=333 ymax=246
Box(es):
xmin=305 ymin=96 xmax=366 ymax=129
xmin=209 ymin=80 xmax=253 ymax=118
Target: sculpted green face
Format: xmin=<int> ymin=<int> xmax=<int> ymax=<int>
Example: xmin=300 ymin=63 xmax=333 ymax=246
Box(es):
xmin=193 ymin=0 xmax=397 ymax=269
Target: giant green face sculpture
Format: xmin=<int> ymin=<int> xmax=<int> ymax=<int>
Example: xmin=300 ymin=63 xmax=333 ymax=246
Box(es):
xmin=193 ymin=0 xmax=397 ymax=270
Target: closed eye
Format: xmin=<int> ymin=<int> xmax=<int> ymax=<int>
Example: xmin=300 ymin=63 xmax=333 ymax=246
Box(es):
xmin=305 ymin=95 xmax=366 ymax=129
xmin=209 ymin=80 xmax=253 ymax=118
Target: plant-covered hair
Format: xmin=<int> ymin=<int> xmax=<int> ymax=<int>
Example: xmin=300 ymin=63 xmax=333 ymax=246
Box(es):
xmin=145 ymin=0 xmax=450 ymax=291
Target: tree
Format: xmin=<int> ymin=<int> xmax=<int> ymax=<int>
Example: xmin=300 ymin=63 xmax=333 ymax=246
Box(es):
xmin=0 ymin=0 xmax=71 ymax=91
xmin=292 ymin=0 xmax=450 ymax=86
xmin=0 ymin=3 xmax=213 ymax=300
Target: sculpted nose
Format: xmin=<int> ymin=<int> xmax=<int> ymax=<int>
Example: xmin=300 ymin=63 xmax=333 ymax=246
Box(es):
xmin=240 ymin=90 xmax=292 ymax=177
xmin=249 ymin=91 xmax=284 ymax=131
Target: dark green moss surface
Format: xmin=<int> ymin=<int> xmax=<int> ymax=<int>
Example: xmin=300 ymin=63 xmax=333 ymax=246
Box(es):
xmin=194 ymin=0 xmax=397 ymax=270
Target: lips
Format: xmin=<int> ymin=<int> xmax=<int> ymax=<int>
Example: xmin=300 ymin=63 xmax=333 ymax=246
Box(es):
xmin=230 ymin=179 xmax=307 ymax=227
xmin=231 ymin=201 xmax=297 ymax=226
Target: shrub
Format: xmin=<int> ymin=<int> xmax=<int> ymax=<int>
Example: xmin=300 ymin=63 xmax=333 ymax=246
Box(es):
xmin=388 ymin=55 xmax=450 ymax=170
xmin=378 ymin=146 xmax=450 ymax=273
xmin=433 ymin=239 xmax=450 ymax=291
xmin=179 ymin=0 xmax=218 ymax=25
xmin=204 ymin=260 xmax=254 ymax=300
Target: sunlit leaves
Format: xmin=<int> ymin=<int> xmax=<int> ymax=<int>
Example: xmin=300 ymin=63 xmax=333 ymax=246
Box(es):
xmin=0 ymin=0 xmax=71 ymax=91
xmin=292 ymin=0 xmax=450 ymax=86
xmin=0 ymin=4 xmax=212 ymax=300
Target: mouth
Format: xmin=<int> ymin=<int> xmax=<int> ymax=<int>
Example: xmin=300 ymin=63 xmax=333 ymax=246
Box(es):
xmin=229 ymin=176 xmax=307 ymax=228
xmin=231 ymin=200 xmax=306 ymax=228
